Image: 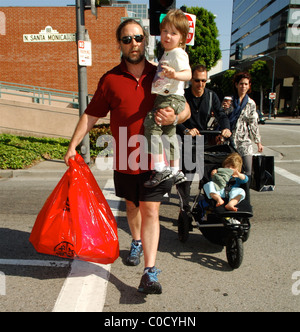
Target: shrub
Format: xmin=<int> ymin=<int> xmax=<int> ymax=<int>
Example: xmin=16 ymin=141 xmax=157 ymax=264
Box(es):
xmin=0 ymin=124 xmax=112 ymax=169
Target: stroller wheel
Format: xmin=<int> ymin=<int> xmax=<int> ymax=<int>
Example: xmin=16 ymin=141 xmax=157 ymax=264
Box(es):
xmin=226 ymin=236 xmax=243 ymax=269
xmin=178 ymin=211 xmax=191 ymax=243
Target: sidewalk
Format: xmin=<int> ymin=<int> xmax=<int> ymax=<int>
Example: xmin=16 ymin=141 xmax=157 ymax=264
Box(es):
xmin=0 ymin=159 xmax=67 ymax=179
xmin=1 ymin=117 xmax=296 ymax=179
xmin=0 ymin=158 xmax=113 ymax=180
xmin=0 ymin=150 xmax=281 ymax=180
xmin=264 ymin=116 xmax=300 ymax=123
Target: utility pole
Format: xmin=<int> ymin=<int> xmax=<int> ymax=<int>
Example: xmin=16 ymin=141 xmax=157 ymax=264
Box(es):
xmin=76 ymin=0 xmax=90 ymax=164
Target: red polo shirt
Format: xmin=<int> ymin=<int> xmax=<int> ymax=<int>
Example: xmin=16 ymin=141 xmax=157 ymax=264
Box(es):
xmin=85 ymin=59 xmax=156 ymax=174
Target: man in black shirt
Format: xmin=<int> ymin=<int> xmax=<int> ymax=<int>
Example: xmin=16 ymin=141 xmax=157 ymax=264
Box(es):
xmin=177 ymin=64 xmax=230 ymax=137
xmin=177 ymin=64 xmax=231 ymax=212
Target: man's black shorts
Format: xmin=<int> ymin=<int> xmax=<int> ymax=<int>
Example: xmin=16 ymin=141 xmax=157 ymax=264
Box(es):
xmin=114 ymin=171 xmax=173 ymax=207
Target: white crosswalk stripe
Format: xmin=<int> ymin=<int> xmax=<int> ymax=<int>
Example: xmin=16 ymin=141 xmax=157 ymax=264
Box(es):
xmin=52 ymin=179 xmax=121 ymax=312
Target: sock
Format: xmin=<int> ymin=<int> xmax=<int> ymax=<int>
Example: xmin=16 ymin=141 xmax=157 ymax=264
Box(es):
xmin=133 ymin=239 xmax=142 ymax=246
xmin=144 ymin=266 xmax=154 ymax=274
xmin=154 ymin=162 xmax=165 ymax=173
xmin=171 ymin=166 xmax=179 ymax=175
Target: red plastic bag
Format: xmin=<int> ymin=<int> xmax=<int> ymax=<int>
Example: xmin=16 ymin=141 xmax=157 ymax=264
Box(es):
xmin=29 ymin=153 xmax=119 ymax=264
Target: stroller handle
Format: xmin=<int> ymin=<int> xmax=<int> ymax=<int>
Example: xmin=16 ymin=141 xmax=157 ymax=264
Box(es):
xmin=199 ymin=130 xmax=222 ymax=136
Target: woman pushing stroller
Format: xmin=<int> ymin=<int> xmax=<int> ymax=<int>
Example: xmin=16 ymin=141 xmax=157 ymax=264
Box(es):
xmin=203 ymin=71 xmax=264 ymax=211
xmin=223 ymin=71 xmax=264 ymax=177
xmin=176 ymin=73 xmax=261 ymax=268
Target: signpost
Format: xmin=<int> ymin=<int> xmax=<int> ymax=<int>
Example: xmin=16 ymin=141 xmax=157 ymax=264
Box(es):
xmin=156 ymin=11 xmax=196 ymax=46
xmin=185 ymin=13 xmax=196 ymax=46
xmin=78 ymin=40 xmax=92 ymax=67
xmin=21 ymin=4 xmax=91 ymax=164
xmin=76 ymin=0 xmax=90 ymax=164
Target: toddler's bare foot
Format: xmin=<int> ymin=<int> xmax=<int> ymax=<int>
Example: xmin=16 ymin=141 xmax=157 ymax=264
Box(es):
xmin=216 ymin=198 xmax=225 ymax=207
xmin=225 ymin=202 xmax=238 ymax=211
xmin=210 ymin=193 xmax=225 ymax=207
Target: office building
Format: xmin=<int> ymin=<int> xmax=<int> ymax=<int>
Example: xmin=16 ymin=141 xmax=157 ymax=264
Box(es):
xmin=231 ymin=0 xmax=300 ymax=112
xmin=0 ymin=2 xmax=156 ymax=93
xmin=112 ymin=1 xmax=148 ymax=19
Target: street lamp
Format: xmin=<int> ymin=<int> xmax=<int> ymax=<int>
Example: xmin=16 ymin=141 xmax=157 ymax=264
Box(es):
xmin=258 ymin=54 xmax=276 ymax=119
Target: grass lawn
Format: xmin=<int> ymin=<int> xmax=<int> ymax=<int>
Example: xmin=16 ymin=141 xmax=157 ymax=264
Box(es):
xmin=0 ymin=125 xmax=112 ymax=169
xmin=0 ymin=134 xmax=70 ymax=169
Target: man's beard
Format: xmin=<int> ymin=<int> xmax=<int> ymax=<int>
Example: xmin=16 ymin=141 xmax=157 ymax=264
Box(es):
xmin=123 ymin=51 xmax=145 ymax=65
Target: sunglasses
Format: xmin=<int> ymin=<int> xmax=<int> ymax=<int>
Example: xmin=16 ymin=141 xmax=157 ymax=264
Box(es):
xmin=120 ymin=35 xmax=145 ymax=45
xmin=193 ymin=79 xmax=207 ymax=83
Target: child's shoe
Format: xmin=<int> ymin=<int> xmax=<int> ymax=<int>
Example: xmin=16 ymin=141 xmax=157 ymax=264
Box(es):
xmin=144 ymin=169 xmax=173 ymax=188
xmin=173 ymin=171 xmax=187 ymax=185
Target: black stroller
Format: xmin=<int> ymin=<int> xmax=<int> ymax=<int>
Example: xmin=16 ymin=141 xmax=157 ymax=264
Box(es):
xmin=177 ymin=131 xmax=252 ymax=269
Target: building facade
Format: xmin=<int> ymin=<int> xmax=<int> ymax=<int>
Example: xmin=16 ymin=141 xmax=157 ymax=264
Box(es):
xmin=112 ymin=1 xmax=148 ymax=19
xmin=230 ymin=0 xmax=300 ymax=112
xmin=0 ymin=6 xmax=127 ymax=94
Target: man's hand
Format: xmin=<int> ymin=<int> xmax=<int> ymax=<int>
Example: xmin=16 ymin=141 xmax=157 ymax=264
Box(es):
xmin=221 ymin=129 xmax=232 ymax=138
xmin=64 ymin=147 xmax=77 ymax=167
xmin=155 ymin=107 xmax=176 ymax=126
xmin=185 ymin=128 xmax=200 ymax=137
xmin=63 ymin=113 xmax=99 ymax=167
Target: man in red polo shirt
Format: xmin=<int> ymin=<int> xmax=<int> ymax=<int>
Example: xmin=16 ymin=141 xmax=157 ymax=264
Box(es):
xmin=64 ymin=19 xmax=190 ymax=294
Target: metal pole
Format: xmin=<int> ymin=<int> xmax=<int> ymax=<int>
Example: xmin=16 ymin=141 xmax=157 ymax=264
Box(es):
xmin=268 ymin=55 xmax=276 ymax=120
xmin=76 ymin=0 xmax=90 ymax=164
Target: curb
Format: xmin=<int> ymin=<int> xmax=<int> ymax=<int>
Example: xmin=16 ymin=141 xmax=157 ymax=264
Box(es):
xmin=0 ymin=159 xmax=114 ymax=180
xmin=0 ymin=147 xmax=282 ymax=180
xmin=0 ymin=170 xmax=14 ymax=179
xmin=0 ymin=169 xmax=66 ymax=179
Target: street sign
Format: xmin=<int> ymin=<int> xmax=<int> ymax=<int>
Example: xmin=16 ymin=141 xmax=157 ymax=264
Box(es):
xmin=185 ymin=13 xmax=196 ymax=46
xmin=78 ymin=40 xmax=92 ymax=67
xmin=269 ymin=92 xmax=276 ymax=100
xmin=23 ymin=26 xmax=75 ymax=43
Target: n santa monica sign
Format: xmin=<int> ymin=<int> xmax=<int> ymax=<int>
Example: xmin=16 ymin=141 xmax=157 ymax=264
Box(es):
xmin=23 ymin=26 xmax=76 ymax=43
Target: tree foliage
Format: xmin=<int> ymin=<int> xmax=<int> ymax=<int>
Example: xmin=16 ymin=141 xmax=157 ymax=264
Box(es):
xmin=249 ymin=60 xmax=271 ymax=93
xmin=209 ymin=60 xmax=272 ymax=109
xmin=209 ymin=69 xmax=236 ymax=99
xmin=249 ymin=60 xmax=271 ymax=111
xmin=185 ymin=7 xmax=221 ymax=70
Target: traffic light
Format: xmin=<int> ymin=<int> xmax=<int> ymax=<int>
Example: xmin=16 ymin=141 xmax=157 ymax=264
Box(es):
xmin=235 ymin=43 xmax=243 ymax=61
xmin=84 ymin=0 xmax=111 ymax=18
xmin=84 ymin=0 xmax=111 ymax=16
xmin=84 ymin=0 xmax=111 ymax=7
xmin=149 ymin=0 xmax=176 ymax=36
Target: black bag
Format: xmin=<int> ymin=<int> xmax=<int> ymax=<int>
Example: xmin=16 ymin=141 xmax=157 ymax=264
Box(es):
xmin=251 ymin=155 xmax=275 ymax=192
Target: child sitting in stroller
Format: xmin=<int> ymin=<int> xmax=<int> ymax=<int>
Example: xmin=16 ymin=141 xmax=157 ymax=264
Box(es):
xmin=203 ymin=153 xmax=248 ymax=212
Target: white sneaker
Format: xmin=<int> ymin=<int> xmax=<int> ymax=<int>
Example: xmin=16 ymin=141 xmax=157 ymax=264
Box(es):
xmin=173 ymin=171 xmax=187 ymax=185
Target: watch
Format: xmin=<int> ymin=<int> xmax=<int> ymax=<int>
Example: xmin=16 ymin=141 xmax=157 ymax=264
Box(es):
xmin=184 ymin=129 xmax=190 ymax=135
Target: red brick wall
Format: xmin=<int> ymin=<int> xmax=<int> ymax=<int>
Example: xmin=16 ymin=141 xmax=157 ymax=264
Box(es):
xmin=0 ymin=7 xmax=127 ymax=94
